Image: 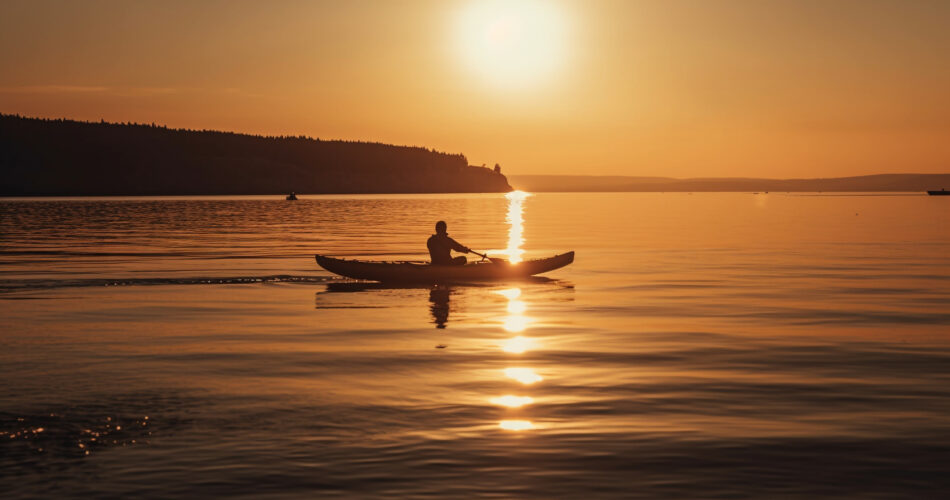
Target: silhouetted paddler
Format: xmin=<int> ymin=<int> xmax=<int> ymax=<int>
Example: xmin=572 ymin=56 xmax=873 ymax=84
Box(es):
xmin=427 ymin=221 xmax=471 ymax=265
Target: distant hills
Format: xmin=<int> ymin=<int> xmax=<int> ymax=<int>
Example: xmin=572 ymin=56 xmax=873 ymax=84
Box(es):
xmin=4 ymin=114 xmax=946 ymax=196
xmin=0 ymin=114 xmax=511 ymax=196
xmin=510 ymin=174 xmax=950 ymax=193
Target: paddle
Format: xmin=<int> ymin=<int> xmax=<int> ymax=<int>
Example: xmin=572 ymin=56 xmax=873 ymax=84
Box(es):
xmin=470 ymin=250 xmax=509 ymax=264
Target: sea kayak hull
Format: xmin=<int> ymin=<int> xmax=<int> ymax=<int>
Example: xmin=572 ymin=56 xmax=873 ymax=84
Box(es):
xmin=315 ymin=252 xmax=574 ymax=283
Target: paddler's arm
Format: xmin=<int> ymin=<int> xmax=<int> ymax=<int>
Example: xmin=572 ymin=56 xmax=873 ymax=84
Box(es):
xmin=448 ymin=237 xmax=471 ymax=253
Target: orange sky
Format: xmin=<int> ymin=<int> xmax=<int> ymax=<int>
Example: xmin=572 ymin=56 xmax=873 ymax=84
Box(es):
xmin=1 ymin=0 xmax=948 ymax=178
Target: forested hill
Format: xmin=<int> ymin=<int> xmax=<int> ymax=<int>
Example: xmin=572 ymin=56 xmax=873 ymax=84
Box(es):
xmin=0 ymin=114 xmax=512 ymax=195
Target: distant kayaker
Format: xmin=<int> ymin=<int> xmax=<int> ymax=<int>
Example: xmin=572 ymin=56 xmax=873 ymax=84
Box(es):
xmin=427 ymin=221 xmax=471 ymax=266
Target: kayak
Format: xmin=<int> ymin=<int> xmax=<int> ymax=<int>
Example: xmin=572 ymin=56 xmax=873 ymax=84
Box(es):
xmin=315 ymin=251 xmax=574 ymax=283
xmin=316 ymin=252 xmax=574 ymax=282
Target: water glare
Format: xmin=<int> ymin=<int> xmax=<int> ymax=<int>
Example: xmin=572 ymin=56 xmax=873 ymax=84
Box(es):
xmin=499 ymin=286 xmax=532 ymax=332
xmin=490 ymin=395 xmax=535 ymax=408
xmin=503 ymin=190 xmax=530 ymax=263
xmin=502 ymin=335 xmax=533 ymax=353
xmin=499 ymin=420 xmax=535 ymax=431
xmin=507 ymin=299 xmax=527 ymax=314
xmin=3 ymin=193 xmax=949 ymax=498
xmin=504 ymin=367 xmax=544 ymax=384
xmin=503 ymin=316 xmax=531 ymax=333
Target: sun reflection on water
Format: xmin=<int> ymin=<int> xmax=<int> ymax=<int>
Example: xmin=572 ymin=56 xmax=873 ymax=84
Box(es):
xmin=496 ymin=287 xmax=521 ymax=300
xmin=502 ymin=335 xmax=533 ymax=353
xmin=504 ymin=190 xmax=530 ymax=263
xmin=504 ymin=367 xmax=543 ymax=384
xmin=507 ymin=299 xmax=527 ymax=314
xmin=499 ymin=420 xmax=535 ymax=431
xmin=503 ymin=315 xmax=531 ymax=333
xmin=493 ymin=194 xmax=542 ymax=431
xmin=490 ymin=395 xmax=535 ymax=408
xmin=497 ymin=287 xmax=532 ymax=333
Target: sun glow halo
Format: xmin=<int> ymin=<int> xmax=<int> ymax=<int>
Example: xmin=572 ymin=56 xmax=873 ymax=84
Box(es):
xmin=456 ymin=1 xmax=567 ymax=88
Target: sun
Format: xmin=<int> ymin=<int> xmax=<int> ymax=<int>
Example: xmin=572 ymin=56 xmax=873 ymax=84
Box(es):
xmin=455 ymin=0 xmax=568 ymax=89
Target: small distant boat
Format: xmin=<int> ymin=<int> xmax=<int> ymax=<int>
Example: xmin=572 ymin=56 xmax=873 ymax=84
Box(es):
xmin=315 ymin=252 xmax=574 ymax=283
xmin=927 ymin=189 xmax=949 ymax=196
xmin=286 ymin=192 xmax=298 ymax=200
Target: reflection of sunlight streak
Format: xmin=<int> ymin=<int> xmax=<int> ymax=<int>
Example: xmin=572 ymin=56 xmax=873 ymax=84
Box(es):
xmin=500 ymin=420 xmax=534 ymax=431
xmin=504 ymin=367 xmax=543 ymax=384
xmin=503 ymin=316 xmax=531 ymax=333
xmin=502 ymin=335 xmax=533 ymax=353
xmin=504 ymin=190 xmax=530 ymax=263
xmin=499 ymin=287 xmax=531 ymax=333
xmin=507 ymin=299 xmax=526 ymax=314
xmin=490 ymin=395 xmax=535 ymax=408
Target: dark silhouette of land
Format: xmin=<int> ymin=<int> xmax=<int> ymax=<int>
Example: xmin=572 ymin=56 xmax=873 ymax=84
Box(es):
xmin=0 ymin=114 xmax=511 ymax=196
xmin=511 ymin=174 xmax=950 ymax=193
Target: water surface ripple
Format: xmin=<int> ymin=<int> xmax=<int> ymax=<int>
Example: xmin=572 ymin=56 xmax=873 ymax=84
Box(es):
xmin=1 ymin=193 xmax=949 ymax=498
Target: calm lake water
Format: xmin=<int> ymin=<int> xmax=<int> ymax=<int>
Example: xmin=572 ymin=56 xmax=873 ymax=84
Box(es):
xmin=2 ymin=192 xmax=949 ymax=498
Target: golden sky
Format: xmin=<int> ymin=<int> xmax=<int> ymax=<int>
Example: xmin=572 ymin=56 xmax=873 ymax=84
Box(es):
xmin=1 ymin=0 xmax=948 ymax=177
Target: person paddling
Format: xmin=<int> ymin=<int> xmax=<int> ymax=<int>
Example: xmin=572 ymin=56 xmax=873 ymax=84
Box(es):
xmin=427 ymin=221 xmax=471 ymax=266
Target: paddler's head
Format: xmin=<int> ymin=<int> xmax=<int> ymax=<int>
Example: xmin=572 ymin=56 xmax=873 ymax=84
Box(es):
xmin=435 ymin=220 xmax=447 ymax=234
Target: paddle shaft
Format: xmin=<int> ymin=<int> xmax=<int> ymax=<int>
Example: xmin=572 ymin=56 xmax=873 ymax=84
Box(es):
xmin=470 ymin=250 xmax=508 ymax=264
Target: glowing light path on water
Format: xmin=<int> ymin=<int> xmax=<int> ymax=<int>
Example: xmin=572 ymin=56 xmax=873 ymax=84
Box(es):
xmin=504 ymin=367 xmax=544 ymax=385
xmin=499 ymin=420 xmax=534 ymax=431
xmin=494 ymin=287 xmax=539 ymax=429
xmin=490 ymin=395 xmax=535 ymax=408
xmin=502 ymin=335 xmax=533 ymax=353
xmin=492 ymin=203 xmax=539 ymax=430
xmin=497 ymin=288 xmax=532 ymax=334
xmin=504 ymin=190 xmax=529 ymax=263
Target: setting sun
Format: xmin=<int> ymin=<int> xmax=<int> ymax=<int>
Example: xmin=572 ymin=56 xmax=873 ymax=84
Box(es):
xmin=455 ymin=0 xmax=567 ymax=89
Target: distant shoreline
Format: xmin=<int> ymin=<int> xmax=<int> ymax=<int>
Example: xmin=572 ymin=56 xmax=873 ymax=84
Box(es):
xmin=509 ymin=174 xmax=950 ymax=193
xmin=0 ymin=193 xmax=516 ymax=200
xmin=0 ymin=114 xmax=512 ymax=196
xmin=0 ymin=191 xmax=939 ymax=201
